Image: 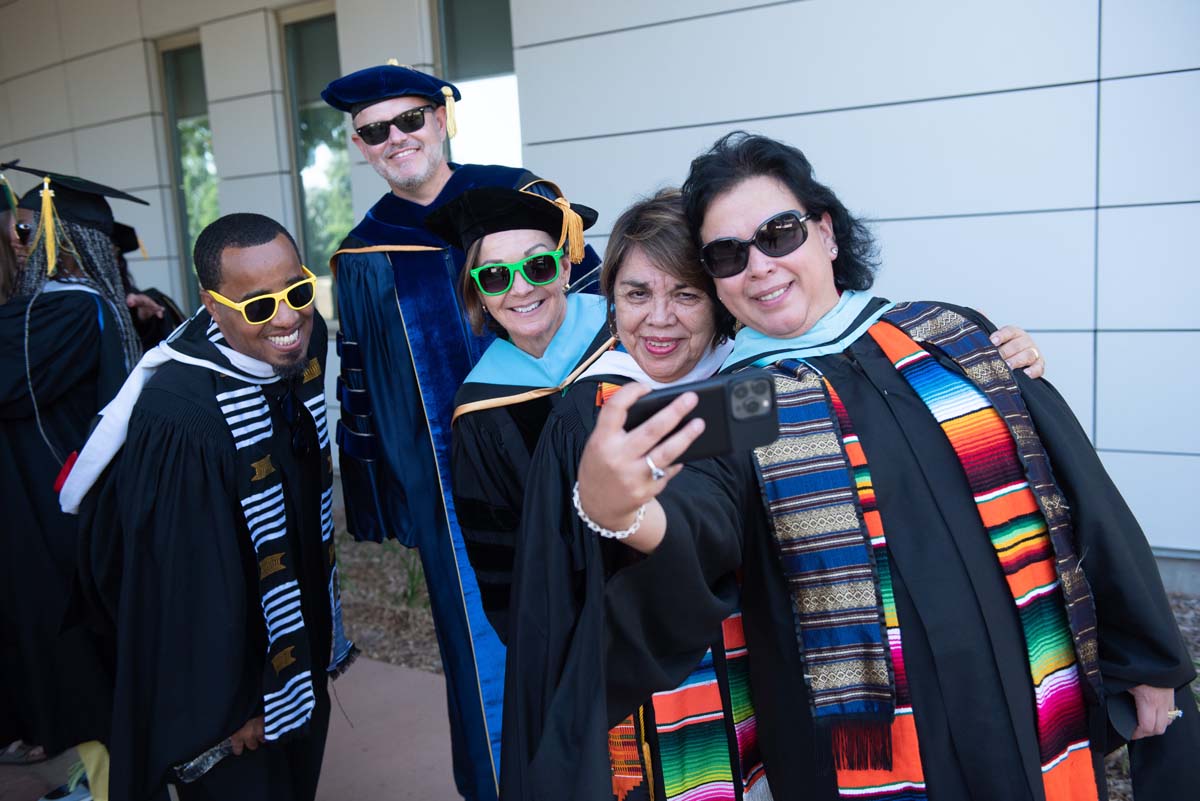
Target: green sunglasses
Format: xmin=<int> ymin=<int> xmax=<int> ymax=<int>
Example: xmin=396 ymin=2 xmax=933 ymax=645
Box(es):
xmin=469 ymin=248 xmax=563 ymax=296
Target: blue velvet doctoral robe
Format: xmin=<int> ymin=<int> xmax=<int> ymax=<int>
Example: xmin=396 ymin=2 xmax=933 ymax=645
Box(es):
xmin=330 ymin=163 xmax=600 ymax=801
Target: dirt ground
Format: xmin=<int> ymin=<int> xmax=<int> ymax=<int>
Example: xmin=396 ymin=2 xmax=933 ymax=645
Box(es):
xmin=334 ymin=513 xmax=1200 ymax=799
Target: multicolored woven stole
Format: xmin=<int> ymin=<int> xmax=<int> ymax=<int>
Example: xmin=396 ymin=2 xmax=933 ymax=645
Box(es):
xmin=826 ymin=384 xmax=928 ymax=801
xmin=720 ymin=614 xmax=770 ymax=801
xmin=755 ymin=364 xmax=894 ymax=769
xmin=881 ymin=303 xmax=1101 ymax=697
xmin=608 ymin=714 xmax=652 ymax=801
xmin=867 ymin=321 xmax=1096 ymax=801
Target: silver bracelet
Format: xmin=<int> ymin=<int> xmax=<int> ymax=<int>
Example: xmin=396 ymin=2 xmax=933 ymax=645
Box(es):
xmin=572 ymin=480 xmax=645 ymax=540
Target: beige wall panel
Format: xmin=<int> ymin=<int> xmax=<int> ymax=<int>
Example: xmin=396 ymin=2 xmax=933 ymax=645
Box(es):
xmin=217 ymin=172 xmax=298 ymax=233
xmin=1099 ymin=71 xmax=1200 ymax=207
xmin=1101 ymin=0 xmax=1200 ymax=77
xmin=57 ymin=0 xmax=142 ymax=59
xmin=334 ymin=0 xmax=433 ymax=75
xmin=0 ymin=0 xmax=63 ymax=78
xmin=129 ymin=257 xmax=186 ymax=308
xmin=201 ymin=11 xmax=282 ymax=101
xmin=65 ymin=41 xmax=154 ymax=127
xmin=524 ymin=84 xmax=1096 ymax=235
xmin=350 ymin=160 xmax=386 ymax=223
xmin=515 ymin=0 xmax=1097 ymax=143
xmin=5 ymin=66 xmax=71 ymax=142
xmin=512 ymin=0 xmax=749 ymax=47
xmin=1097 ymin=204 xmax=1200 ymax=331
xmin=1101 ymin=452 xmax=1200 ymax=551
xmin=72 ymin=115 xmax=164 ymax=190
xmin=1096 ymin=331 xmax=1200 ymax=453
xmin=871 ymin=210 xmax=1096 ymax=332
xmin=208 ymin=93 xmax=289 ymax=177
xmin=139 ymin=0 xmax=294 ymax=39
xmin=0 ymin=81 xmax=12 ymax=147
xmin=1 ymin=131 xmax=77 ymax=194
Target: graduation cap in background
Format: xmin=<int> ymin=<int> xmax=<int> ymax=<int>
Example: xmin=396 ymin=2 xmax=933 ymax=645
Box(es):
xmin=0 ymin=160 xmax=148 ymax=275
xmin=112 ymin=222 xmax=148 ymax=258
xmin=424 ymin=180 xmax=597 ymax=264
xmin=322 ymin=59 xmax=461 ymax=137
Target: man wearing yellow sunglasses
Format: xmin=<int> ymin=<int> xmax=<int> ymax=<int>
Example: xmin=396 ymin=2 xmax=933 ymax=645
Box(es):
xmin=63 ymin=213 xmax=355 ymax=801
xmin=201 ymin=233 xmax=318 ymax=378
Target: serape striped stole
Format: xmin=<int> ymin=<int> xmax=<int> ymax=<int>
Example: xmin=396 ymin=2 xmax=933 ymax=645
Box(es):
xmin=868 ymin=318 xmax=1096 ymax=800
xmin=752 ymin=303 xmax=1099 ymax=800
xmin=213 ymin=325 xmax=356 ymax=742
xmin=605 ymin=614 xmax=770 ymax=801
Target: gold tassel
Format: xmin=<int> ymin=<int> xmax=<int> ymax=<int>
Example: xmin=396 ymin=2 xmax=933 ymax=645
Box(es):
xmin=441 ymin=85 xmax=457 ymax=139
xmin=638 ymin=706 xmax=655 ymax=800
xmin=35 ymin=177 xmax=57 ymax=276
xmin=554 ymin=197 xmax=585 ymax=264
xmin=137 ymin=236 xmax=149 ymax=260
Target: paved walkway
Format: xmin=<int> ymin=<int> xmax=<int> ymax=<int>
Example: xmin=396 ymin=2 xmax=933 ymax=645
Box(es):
xmin=0 ymin=658 xmax=459 ymax=801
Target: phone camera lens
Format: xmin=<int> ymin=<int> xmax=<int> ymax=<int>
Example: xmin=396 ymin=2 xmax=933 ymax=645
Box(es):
xmin=752 ymin=379 xmax=770 ymax=395
xmin=745 ymin=400 xmax=761 ymax=414
xmin=733 ymin=384 xmax=748 ymax=400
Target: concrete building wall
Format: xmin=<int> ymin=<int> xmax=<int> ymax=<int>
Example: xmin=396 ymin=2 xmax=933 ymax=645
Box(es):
xmin=512 ymin=0 xmax=1200 ymax=560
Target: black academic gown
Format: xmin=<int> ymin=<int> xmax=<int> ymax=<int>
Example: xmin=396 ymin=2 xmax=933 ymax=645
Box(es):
xmin=78 ymin=329 xmax=333 ymax=801
xmin=449 ymin=323 xmax=613 ymax=644
xmin=0 ymin=286 xmax=126 ymax=752
xmin=500 ymin=380 xmax=744 ymax=801
xmin=706 ymin=307 xmax=1195 ymax=801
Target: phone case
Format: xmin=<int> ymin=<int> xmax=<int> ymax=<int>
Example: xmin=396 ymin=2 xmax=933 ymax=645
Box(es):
xmin=623 ymin=369 xmax=779 ymax=463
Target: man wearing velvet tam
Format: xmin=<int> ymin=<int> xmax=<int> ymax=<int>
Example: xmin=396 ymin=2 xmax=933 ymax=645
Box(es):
xmin=321 ymin=62 xmax=600 ymax=800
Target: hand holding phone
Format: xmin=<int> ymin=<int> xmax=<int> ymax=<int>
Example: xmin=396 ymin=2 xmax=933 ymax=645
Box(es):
xmin=623 ymin=369 xmax=779 ymax=463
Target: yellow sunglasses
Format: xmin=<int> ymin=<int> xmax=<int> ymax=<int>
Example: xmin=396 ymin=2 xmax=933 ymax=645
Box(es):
xmin=208 ymin=266 xmax=318 ymax=325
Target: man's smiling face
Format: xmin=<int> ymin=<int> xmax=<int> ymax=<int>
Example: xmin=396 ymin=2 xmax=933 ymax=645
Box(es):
xmin=352 ymin=95 xmax=448 ymax=197
xmin=201 ymin=233 xmax=314 ymax=374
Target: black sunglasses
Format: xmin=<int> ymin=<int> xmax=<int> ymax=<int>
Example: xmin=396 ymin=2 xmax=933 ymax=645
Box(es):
xmin=699 ymin=209 xmax=815 ymax=278
xmin=355 ymin=105 xmax=435 ymax=146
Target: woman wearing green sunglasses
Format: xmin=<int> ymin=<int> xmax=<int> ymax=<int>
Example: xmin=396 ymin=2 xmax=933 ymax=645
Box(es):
xmin=424 ymin=182 xmax=613 ymax=644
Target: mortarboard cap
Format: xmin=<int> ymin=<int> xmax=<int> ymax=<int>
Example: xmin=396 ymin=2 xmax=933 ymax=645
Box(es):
xmin=112 ymin=222 xmax=147 ymax=257
xmin=322 ymin=61 xmax=461 ymax=137
xmin=1 ymin=161 xmax=149 ymax=275
xmin=4 ymin=161 xmax=148 ymax=236
xmin=424 ymin=180 xmax=597 ymax=265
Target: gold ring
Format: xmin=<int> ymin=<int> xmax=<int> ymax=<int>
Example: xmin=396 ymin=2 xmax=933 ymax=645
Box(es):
xmin=1031 ymin=347 xmax=1040 ymax=362
xmin=1168 ymin=708 xmax=1183 ymax=722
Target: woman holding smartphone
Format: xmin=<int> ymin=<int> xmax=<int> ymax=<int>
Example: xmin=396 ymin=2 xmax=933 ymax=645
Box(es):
xmin=573 ymin=133 xmax=1196 ymax=801
xmin=501 ymin=189 xmax=1047 ymax=800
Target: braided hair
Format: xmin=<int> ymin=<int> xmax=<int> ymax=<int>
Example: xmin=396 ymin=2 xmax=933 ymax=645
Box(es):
xmin=20 ymin=214 xmax=142 ymax=370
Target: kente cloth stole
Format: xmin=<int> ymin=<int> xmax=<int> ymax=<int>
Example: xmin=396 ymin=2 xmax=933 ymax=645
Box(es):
xmin=868 ymin=319 xmax=1096 ymax=800
xmin=213 ymin=328 xmax=356 ymax=742
xmin=608 ymin=713 xmax=652 ymax=801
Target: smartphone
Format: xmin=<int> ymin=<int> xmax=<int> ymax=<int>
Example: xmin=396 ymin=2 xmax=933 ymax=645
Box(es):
xmin=623 ymin=369 xmax=779 ymax=463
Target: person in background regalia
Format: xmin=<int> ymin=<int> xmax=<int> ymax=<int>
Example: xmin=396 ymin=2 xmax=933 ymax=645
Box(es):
xmin=0 ymin=163 xmax=146 ymax=797
xmin=109 ymin=221 xmax=187 ymax=350
xmin=321 ymin=62 xmax=599 ymax=800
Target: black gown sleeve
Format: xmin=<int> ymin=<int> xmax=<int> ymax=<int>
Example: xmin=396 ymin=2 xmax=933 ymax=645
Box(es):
xmin=1015 ymin=371 xmax=1195 ymax=693
xmin=604 ymin=455 xmax=744 ymax=720
xmin=450 ymin=410 xmax=526 ymax=642
xmin=80 ymin=386 xmax=263 ymax=801
xmin=500 ymin=392 xmax=743 ymax=801
xmin=0 ymin=291 xmax=124 ymax=417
